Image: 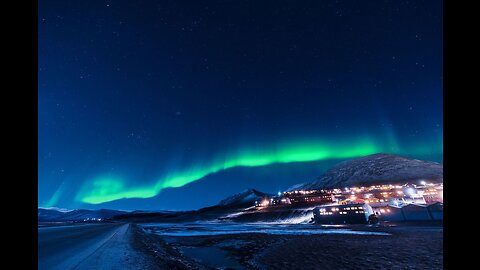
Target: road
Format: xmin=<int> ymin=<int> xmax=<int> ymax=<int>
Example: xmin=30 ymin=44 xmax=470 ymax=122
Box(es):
xmin=38 ymin=223 xmax=160 ymax=270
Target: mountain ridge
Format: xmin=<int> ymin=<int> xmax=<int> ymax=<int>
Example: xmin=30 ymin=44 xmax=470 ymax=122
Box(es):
xmin=287 ymin=153 xmax=443 ymax=191
xmin=218 ymin=188 xmax=273 ymax=207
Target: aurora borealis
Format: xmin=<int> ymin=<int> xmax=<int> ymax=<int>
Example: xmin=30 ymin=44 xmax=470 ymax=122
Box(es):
xmin=77 ymin=138 xmax=381 ymax=204
xmin=39 ymin=1 xmax=443 ymax=210
xmin=77 ymin=137 xmax=442 ymax=205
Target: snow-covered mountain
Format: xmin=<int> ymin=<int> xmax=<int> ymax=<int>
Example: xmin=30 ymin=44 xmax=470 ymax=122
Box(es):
xmin=287 ymin=153 xmax=443 ymax=191
xmin=38 ymin=208 xmax=128 ymax=222
xmin=218 ymin=189 xmax=272 ymax=207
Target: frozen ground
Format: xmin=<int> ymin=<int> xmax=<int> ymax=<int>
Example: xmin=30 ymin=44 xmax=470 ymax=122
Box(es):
xmin=38 ymin=221 xmax=442 ymax=269
xmin=141 ymin=222 xmax=391 ymax=237
xmin=142 ymin=222 xmax=443 ymax=270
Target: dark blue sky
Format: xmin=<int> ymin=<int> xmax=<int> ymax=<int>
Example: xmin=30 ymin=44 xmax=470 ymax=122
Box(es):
xmin=39 ymin=0 xmax=443 ymax=210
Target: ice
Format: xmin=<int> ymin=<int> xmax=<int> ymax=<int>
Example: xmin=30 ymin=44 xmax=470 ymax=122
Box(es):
xmin=141 ymin=222 xmax=390 ymax=237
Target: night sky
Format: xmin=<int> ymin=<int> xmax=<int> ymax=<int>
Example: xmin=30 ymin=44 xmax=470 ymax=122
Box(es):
xmin=39 ymin=0 xmax=443 ymax=211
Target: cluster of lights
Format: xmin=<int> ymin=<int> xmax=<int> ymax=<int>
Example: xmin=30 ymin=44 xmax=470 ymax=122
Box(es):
xmin=83 ymin=218 xmax=102 ymax=221
xmin=291 ymin=190 xmax=318 ymax=195
xmin=255 ymin=199 xmax=270 ymax=207
xmin=364 ymin=198 xmax=380 ymax=204
xmin=262 ymin=181 xmax=442 ymax=209
xmin=344 ymin=206 xmax=363 ymax=210
xmin=318 ymin=206 xmax=366 ymax=215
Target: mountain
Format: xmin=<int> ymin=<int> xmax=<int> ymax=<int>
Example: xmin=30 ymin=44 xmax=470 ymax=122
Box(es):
xmin=218 ymin=188 xmax=272 ymax=207
xmin=38 ymin=208 xmax=128 ymax=222
xmin=287 ymin=153 xmax=443 ymax=191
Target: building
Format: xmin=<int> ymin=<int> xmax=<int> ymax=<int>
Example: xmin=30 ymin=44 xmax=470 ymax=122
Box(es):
xmin=270 ymin=196 xmax=291 ymax=205
xmin=374 ymin=205 xmax=405 ymax=221
xmin=427 ymin=202 xmax=443 ymax=220
xmin=401 ymin=204 xmax=431 ymax=221
xmin=285 ymin=190 xmax=335 ymax=205
xmin=421 ymin=188 xmax=443 ymax=204
xmin=313 ymin=203 xmax=374 ymax=224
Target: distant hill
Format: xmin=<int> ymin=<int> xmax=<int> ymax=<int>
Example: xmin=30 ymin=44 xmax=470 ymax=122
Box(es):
xmin=287 ymin=153 xmax=443 ymax=191
xmin=218 ymin=188 xmax=273 ymax=207
xmin=38 ymin=207 xmax=128 ymax=222
xmin=38 ymin=188 xmax=272 ymax=223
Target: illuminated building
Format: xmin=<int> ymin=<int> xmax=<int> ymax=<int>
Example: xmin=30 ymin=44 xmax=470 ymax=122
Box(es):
xmin=312 ymin=204 xmax=375 ymax=224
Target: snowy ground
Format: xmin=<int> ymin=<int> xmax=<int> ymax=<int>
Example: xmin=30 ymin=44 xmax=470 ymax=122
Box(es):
xmin=141 ymin=222 xmax=391 ymax=237
xmin=38 ymin=223 xmax=160 ymax=270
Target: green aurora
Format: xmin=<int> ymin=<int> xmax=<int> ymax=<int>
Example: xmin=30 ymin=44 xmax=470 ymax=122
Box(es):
xmin=73 ymin=137 xmax=442 ymax=205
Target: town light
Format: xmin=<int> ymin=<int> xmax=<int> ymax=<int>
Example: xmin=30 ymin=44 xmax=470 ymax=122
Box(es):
xmin=421 ymin=181 xmax=426 ymax=185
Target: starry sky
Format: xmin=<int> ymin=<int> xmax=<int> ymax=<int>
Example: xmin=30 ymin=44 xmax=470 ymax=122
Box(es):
xmin=39 ymin=0 xmax=443 ymax=211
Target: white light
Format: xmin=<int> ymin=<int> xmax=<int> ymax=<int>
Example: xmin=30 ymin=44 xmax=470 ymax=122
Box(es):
xmin=278 ymin=192 xmax=282 ymax=196
xmin=421 ymin=181 xmax=426 ymax=185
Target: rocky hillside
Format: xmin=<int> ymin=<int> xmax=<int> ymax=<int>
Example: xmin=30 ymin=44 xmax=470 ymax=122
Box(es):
xmin=288 ymin=153 xmax=443 ymax=191
xmin=218 ymin=189 xmax=272 ymax=207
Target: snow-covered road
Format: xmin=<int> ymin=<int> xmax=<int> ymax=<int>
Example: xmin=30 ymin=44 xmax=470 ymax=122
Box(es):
xmin=38 ymin=223 xmax=159 ymax=270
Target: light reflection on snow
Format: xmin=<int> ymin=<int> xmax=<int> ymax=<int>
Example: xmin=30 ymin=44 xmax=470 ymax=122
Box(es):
xmin=141 ymin=222 xmax=390 ymax=237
